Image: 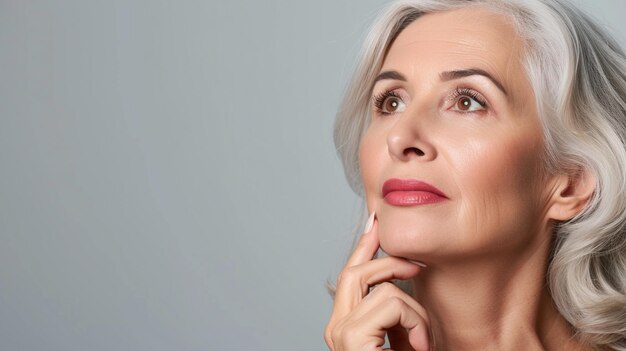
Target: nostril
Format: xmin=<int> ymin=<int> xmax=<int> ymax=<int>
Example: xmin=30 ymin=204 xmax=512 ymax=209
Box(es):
xmin=404 ymin=147 xmax=425 ymax=157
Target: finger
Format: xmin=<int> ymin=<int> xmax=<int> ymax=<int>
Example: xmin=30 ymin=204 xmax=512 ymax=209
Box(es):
xmin=346 ymin=282 xmax=430 ymax=351
xmin=360 ymin=297 xmax=430 ymax=351
xmin=332 ymin=257 xmax=423 ymax=321
xmin=329 ymin=216 xmax=381 ymax=322
xmin=326 ymin=257 xmax=422 ymax=351
xmin=345 ymin=215 xmax=379 ymax=268
xmin=325 ymin=217 xmax=381 ymax=351
xmin=351 ymin=282 xmax=429 ymax=326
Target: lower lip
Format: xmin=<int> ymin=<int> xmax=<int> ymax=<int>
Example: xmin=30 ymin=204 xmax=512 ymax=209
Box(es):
xmin=384 ymin=191 xmax=447 ymax=206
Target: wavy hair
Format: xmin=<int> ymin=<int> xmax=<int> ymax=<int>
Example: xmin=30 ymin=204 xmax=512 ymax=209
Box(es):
xmin=326 ymin=0 xmax=626 ymax=349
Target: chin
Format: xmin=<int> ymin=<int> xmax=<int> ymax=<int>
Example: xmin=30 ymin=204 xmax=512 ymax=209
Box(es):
xmin=376 ymin=207 xmax=480 ymax=262
xmin=377 ymin=217 xmax=444 ymax=258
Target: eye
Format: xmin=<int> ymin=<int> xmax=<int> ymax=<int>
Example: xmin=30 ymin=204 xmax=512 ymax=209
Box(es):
xmin=372 ymin=89 xmax=406 ymax=116
xmin=455 ymin=96 xmax=482 ymax=111
xmin=449 ymin=87 xmax=487 ymax=113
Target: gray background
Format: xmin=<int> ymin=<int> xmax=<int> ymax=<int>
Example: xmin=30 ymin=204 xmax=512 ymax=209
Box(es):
xmin=1 ymin=1 xmax=624 ymax=350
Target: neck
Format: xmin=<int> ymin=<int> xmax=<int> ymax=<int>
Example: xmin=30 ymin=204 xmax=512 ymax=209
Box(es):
xmin=410 ymin=234 xmax=590 ymax=351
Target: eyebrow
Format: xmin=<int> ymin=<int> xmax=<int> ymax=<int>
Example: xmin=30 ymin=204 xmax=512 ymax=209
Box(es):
xmin=373 ymin=70 xmax=406 ymax=83
xmin=373 ymin=68 xmax=508 ymax=96
xmin=441 ymin=69 xmax=508 ymax=95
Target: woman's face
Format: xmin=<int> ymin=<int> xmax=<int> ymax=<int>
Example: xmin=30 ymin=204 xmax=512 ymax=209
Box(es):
xmin=360 ymin=7 xmax=556 ymax=262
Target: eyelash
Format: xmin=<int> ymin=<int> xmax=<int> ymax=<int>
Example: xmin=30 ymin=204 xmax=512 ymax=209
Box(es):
xmin=372 ymin=90 xmax=402 ymax=115
xmin=450 ymin=87 xmax=488 ymax=108
xmin=371 ymin=87 xmax=489 ymax=116
xmin=373 ymin=90 xmax=402 ymax=114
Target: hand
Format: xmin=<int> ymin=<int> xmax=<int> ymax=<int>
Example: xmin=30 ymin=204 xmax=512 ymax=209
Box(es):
xmin=324 ymin=215 xmax=431 ymax=351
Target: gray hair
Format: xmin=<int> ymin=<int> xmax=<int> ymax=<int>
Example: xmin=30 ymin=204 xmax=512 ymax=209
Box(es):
xmin=328 ymin=0 xmax=626 ymax=349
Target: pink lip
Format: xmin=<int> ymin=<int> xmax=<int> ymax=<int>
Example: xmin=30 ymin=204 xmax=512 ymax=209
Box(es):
xmin=382 ymin=178 xmax=448 ymax=206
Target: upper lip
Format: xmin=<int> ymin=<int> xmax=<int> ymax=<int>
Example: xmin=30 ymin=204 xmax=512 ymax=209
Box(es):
xmin=382 ymin=178 xmax=448 ymax=198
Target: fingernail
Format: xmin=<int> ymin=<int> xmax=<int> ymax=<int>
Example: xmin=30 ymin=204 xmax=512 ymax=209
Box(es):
xmin=364 ymin=211 xmax=376 ymax=233
xmin=408 ymin=260 xmax=427 ymax=268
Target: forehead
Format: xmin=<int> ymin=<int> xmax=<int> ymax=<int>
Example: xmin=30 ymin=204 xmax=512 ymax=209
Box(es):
xmin=382 ymin=6 xmax=524 ymax=84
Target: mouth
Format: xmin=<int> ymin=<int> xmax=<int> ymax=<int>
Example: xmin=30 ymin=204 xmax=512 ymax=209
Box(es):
xmin=382 ymin=178 xmax=448 ymax=207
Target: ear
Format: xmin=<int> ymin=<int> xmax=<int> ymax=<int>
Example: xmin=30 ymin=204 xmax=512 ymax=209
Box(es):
xmin=546 ymin=166 xmax=596 ymax=221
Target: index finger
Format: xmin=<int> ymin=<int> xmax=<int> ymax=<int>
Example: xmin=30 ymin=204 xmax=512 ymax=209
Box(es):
xmin=345 ymin=212 xmax=379 ymax=268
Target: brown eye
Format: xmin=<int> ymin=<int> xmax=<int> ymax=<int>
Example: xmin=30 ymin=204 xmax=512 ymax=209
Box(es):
xmin=456 ymin=96 xmax=472 ymax=111
xmin=450 ymin=90 xmax=486 ymax=113
xmin=373 ymin=90 xmax=406 ymax=115
xmin=383 ymin=97 xmax=402 ymax=113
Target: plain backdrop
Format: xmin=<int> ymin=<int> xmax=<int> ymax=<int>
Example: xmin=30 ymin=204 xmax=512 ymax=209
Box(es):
xmin=1 ymin=1 xmax=625 ymax=350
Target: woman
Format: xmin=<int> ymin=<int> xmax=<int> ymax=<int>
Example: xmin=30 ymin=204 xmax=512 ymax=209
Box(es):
xmin=324 ymin=0 xmax=626 ymax=350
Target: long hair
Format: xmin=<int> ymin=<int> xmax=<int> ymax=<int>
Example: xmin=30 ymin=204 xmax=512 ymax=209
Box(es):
xmin=327 ymin=1 xmax=626 ymax=349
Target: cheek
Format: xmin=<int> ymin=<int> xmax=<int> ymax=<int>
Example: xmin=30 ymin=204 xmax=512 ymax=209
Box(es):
xmin=456 ymin=140 xmax=536 ymax=194
xmin=449 ymin=130 xmax=546 ymax=246
xmin=358 ymin=129 xmax=387 ymax=200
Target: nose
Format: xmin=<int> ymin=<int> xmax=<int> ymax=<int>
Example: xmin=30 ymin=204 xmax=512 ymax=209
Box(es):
xmin=386 ymin=111 xmax=437 ymax=162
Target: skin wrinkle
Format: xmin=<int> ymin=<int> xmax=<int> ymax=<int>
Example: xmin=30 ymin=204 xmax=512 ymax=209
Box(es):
xmin=369 ymin=9 xmax=542 ymax=254
xmin=359 ymin=7 xmax=594 ymax=351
